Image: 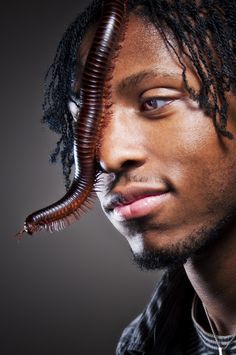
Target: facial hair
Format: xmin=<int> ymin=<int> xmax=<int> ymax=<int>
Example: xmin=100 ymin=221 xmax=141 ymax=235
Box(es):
xmin=131 ymin=207 xmax=236 ymax=271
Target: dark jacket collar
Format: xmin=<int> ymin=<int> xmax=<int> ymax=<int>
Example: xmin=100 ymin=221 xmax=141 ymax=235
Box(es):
xmin=116 ymin=267 xmax=194 ymax=355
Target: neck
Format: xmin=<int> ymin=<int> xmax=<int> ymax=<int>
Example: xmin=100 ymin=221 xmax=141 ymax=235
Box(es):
xmin=184 ymin=231 xmax=236 ymax=335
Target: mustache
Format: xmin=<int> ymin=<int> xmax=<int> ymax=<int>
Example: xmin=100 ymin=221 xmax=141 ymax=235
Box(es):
xmin=95 ymin=171 xmax=168 ymax=194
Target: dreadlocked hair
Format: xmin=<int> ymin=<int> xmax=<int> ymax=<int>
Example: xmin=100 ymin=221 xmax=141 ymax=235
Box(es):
xmin=42 ymin=0 xmax=103 ymax=190
xmin=43 ymin=0 xmax=236 ymax=189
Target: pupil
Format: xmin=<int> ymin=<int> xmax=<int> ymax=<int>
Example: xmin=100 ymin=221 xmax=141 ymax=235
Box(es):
xmin=149 ymin=99 xmax=158 ymax=109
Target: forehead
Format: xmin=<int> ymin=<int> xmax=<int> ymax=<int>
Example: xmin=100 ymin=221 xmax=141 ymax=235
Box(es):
xmin=113 ymin=16 xmax=179 ymax=78
xmin=78 ymin=14 xmax=199 ymax=92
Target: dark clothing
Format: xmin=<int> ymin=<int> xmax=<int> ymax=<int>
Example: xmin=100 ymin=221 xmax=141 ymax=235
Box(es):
xmin=116 ymin=267 xmax=195 ymax=355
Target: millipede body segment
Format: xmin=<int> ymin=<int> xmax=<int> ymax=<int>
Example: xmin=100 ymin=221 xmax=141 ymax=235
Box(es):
xmin=19 ymin=0 xmax=128 ymax=237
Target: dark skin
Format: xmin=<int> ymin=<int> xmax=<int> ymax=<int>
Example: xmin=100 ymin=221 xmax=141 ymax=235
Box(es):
xmin=73 ymin=15 xmax=236 ymax=335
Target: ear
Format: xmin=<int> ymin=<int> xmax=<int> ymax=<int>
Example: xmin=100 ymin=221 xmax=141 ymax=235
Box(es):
xmin=225 ymin=92 xmax=236 ymax=133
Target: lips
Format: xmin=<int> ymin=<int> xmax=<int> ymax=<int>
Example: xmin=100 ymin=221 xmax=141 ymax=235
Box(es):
xmin=104 ymin=186 xmax=170 ymax=221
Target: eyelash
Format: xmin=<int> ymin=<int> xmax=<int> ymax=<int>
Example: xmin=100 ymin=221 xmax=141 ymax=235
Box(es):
xmin=140 ymin=98 xmax=172 ymax=112
xmin=69 ymin=92 xmax=173 ymax=114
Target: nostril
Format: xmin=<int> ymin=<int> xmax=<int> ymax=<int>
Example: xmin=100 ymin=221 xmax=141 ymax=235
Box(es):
xmin=99 ymin=132 xmax=146 ymax=173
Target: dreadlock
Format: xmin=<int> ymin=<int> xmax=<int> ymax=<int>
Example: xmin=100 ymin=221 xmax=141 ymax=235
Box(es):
xmin=43 ymin=0 xmax=236 ymax=189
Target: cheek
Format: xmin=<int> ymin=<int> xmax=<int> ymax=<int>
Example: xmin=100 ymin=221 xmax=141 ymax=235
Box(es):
xmin=181 ymin=162 xmax=234 ymax=214
xmin=152 ymin=106 xmax=236 ymax=208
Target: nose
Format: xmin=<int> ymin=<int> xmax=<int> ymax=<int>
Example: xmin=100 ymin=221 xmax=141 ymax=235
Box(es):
xmin=98 ymin=106 xmax=146 ymax=173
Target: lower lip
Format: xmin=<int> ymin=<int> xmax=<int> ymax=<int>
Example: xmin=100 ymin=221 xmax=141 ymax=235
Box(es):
xmin=113 ymin=193 xmax=169 ymax=221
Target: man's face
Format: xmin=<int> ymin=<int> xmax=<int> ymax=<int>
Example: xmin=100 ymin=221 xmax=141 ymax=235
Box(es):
xmin=79 ymin=15 xmax=236 ymax=269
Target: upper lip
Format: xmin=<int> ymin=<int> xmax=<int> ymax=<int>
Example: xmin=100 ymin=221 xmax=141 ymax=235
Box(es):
xmin=103 ymin=185 xmax=169 ymax=212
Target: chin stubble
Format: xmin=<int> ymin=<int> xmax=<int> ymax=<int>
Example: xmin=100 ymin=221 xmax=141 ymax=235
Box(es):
xmin=131 ymin=208 xmax=236 ymax=271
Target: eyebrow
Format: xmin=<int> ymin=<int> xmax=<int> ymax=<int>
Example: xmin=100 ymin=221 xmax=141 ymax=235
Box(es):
xmin=74 ymin=63 xmax=182 ymax=94
xmin=116 ymin=69 xmax=183 ymax=95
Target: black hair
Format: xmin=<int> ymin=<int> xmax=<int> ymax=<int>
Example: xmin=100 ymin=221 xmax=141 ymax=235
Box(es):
xmin=42 ymin=0 xmax=236 ymax=189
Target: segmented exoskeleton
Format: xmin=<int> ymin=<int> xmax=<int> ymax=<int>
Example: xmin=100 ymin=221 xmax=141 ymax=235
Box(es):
xmin=18 ymin=0 xmax=128 ymax=237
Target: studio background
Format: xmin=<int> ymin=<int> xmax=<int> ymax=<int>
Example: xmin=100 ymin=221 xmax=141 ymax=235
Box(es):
xmin=0 ymin=1 xmax=161 ymax=354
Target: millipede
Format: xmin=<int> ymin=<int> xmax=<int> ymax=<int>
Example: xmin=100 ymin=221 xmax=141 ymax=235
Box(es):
xmin=17 ymin=0 xmax=128 ymax=237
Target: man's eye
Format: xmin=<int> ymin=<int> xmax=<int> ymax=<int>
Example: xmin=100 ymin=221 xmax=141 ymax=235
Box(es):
xmin=141 ymin=98 xmax=172 ymax=111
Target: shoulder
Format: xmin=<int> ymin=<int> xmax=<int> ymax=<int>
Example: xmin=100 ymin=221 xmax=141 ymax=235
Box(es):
xmin=116 ymin=314 xmax=143 ymax=355
xmin=116 ymin=271 xmax=170 ymax=355
xmin=116 ymin=268 xmax=190 ymax=355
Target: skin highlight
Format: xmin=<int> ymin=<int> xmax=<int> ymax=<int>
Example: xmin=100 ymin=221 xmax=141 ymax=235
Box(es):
xmin=75 ymin=15 xmax=236 ymax=336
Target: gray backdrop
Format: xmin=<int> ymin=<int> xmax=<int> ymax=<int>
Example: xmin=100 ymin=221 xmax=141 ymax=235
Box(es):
xmin=0 ymin=1 xmax=161 ymax=354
